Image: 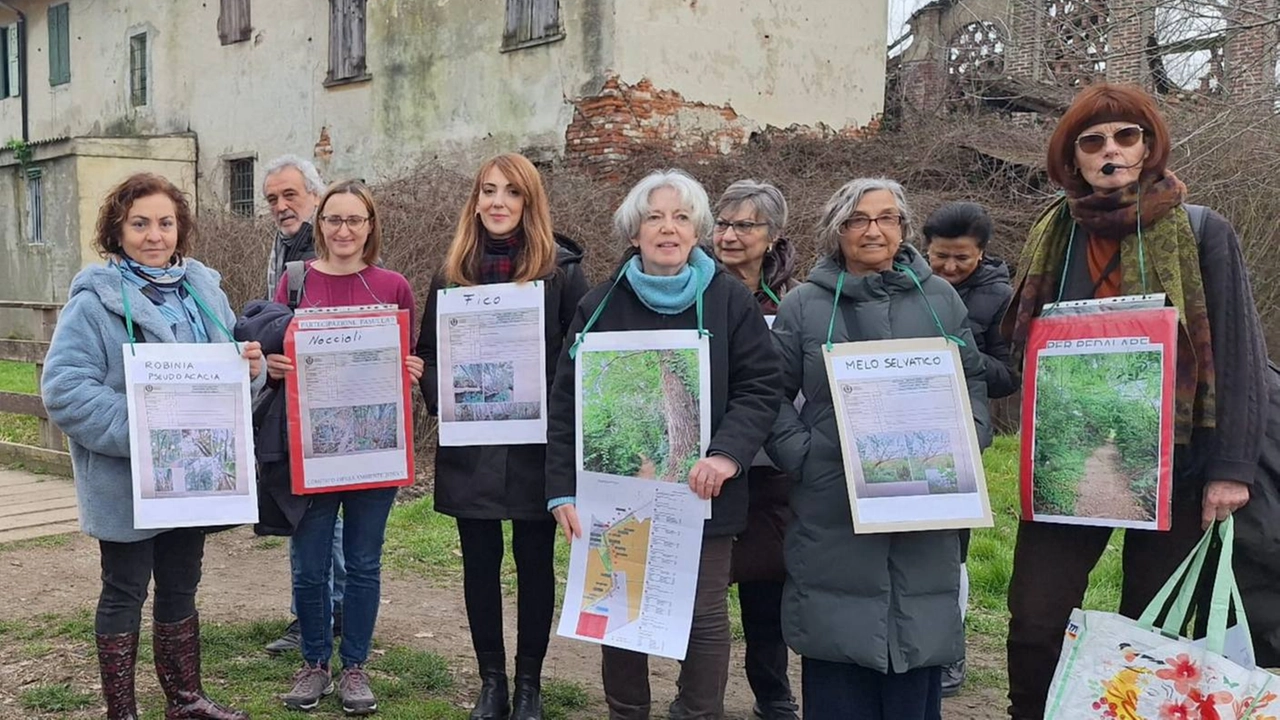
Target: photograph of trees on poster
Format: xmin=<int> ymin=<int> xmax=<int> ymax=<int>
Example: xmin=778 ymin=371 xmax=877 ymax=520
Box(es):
xmin=581 ymin=348 xmax=701 ymax=482
xmin=149 ymin=428 xmax=238 ymax=495
xmin=308 ymin=403 xmax=400 ymax=457
xmin=449 ymin=361 xmax=540 ymax=422
xmin=853 ymin=429 xmax=964 ymax=498
xmin=1033 ymin=350 xmax=1162 ymax=521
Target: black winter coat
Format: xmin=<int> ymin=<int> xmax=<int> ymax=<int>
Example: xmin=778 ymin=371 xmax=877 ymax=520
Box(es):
xmin=1237 ymin=361 xmax=1280 ymax=667
xmin=417 ymin=235 xmax=590 ymax=521
xmin=234 ymin=300 xmax=309 ymax=536
xmin=953 ymin=256 xmax=1017 ymax=399
xmin=545 ymin=260 xmax=784 ymax=538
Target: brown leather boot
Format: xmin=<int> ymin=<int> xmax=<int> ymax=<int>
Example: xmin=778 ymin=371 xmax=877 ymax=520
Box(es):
xmin=96 ymin=632 xmax=139 ymax=720
xmin=153 ymin=614 xmax=249 ymax=720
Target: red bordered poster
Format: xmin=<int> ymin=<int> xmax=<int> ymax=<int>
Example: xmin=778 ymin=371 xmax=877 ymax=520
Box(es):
xmin=1020 ymin=298 xmax=1177 ymax=530
xmin=283 ymin=306 xmax=415 ymax=495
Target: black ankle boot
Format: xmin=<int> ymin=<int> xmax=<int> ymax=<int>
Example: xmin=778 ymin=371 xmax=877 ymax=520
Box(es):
xmin=510 ymin=655 xmax=543 ymax=720
xmin=469 ymin=651 xmax=509 ymax=720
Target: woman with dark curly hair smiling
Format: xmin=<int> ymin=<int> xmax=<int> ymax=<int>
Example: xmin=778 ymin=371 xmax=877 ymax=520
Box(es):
xmin=1003 ymin=83 xmax=1267 ymax=720
xmin=41 ymin=173 xmax=263 ymax=720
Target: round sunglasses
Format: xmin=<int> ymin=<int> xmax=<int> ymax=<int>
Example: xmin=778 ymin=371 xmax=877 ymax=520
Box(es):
xmin=1075 ymin=126 xmax=1145 ymax=155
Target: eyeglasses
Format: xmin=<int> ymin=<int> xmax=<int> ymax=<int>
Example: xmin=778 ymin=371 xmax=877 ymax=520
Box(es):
xmin=1075 ymin=126 xmax=1144 ymax=155
xmin=846 ymin=214 xmax=902 ymax=232
xmin=320 ymin=215 xmax=370 ymax=231
xmin=714 ymin=220 xmax=767 ymax=235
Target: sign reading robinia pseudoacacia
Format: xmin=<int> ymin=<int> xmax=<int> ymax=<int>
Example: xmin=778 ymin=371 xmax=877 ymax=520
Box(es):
xmin=123 ymin=343 xmax=258 ymax=529
xmin=284 ymin=306 xmax=414 ymax=495
xmin=823 ymin=337 xmax=993 ymax=534
xmin=1020 ymin=295 xmax=1177 ymax=530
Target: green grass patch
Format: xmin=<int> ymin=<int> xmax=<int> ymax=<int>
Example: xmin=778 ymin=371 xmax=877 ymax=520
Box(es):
xmin=19 ymin=683 xmax=96 ymax=713
xmin=5 ymin=613 xmax=488 ymax=719
xmin=0 ymin=532 xmax=74 ymax=553
xmin=0 ymin=360 xmax=40 ymax=446
xmin=543 ymin=678 xmax=592 ymax=720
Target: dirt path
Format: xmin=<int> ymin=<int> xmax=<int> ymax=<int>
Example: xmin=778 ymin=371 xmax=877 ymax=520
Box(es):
xmin=0 ymin=530 xmax=1006 ymax=719
xmin=1073 ymin=441 xmax=1148 ymax=521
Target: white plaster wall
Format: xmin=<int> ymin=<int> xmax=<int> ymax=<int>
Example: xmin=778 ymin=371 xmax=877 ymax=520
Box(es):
xmin=612 ymin=0 xmax=888 ymax=130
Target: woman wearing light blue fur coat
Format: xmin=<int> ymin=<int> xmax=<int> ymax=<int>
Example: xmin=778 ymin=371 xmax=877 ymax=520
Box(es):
xmin=41 ymin=173 xmax=263 ymax=720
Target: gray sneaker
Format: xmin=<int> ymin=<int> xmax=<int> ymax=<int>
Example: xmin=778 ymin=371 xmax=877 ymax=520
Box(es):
xmin=283 ymin=663 xmax=334 ymax=711
xmin=339 ymin=665 xmax=377 ymax=715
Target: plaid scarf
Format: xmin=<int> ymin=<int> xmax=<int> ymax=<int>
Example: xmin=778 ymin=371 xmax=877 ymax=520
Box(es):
xmin=1009 ymin=173 xmax=1216 ymax=443
xmin=478 ymin=229 xmax=523 ymax=284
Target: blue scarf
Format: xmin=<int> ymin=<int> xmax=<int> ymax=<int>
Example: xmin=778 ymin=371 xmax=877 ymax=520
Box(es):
xmin=117 ymin=256 xmax=211 ymax=343
xmin=624 ymin=246 xmax=716 ymax=315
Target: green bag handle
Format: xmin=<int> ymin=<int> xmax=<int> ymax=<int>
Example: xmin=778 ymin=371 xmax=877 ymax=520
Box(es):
xmin=1137 ymin=516 xmax=1250 ymax=657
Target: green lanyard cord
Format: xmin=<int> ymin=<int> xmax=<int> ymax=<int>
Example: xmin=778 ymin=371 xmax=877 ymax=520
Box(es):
xmin=1049 ymin=191 xmax=1150 ymax=316
xmin=824 ymin=267 xmax=967 ymax=351
xmin=898 ymin=264 xmax=967 ymax=347
xmin=568 ymin=271 xmax=624 ymax=360
xmin=568 ymin=263 xmax=712 ymax=359
xmin=824 ymin=271 xmax=846 ymax=351
xmin=121 ymin=277 xmax=138 ymax=356
xmin=760 ymin=276 xmax=781 ymax=306
xmin=693 ymin=264 xmax=712 ymax=341
xmin=118 ymin=277 xmax=241 ymax=357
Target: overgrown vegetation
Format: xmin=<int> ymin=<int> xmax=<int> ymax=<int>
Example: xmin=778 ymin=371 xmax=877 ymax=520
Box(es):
xmin=1032 ymin=352 xmax=1162 ymax=517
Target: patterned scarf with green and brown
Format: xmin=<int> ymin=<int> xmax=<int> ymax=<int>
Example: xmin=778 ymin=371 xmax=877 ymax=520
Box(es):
xmin=1007 ymin=172 xmax=1216 ymax=443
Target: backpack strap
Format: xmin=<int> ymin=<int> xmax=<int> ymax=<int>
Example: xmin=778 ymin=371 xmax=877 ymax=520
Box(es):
xmin=1185 ymin=204 xmax=1209 ymax=246
xmin=285 ymin=261 xmax=306 ymax=310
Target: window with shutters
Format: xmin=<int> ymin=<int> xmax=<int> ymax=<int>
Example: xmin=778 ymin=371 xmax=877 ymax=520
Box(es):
xmin=326 ymin=0 xmax=368 ymax=86
xmin=218 ymin=0 xmax=251 ymax=45
xmin=2 ymin=26 xmax=18 ymax=98
xmin=502 ymin=0 xmax=563 ymax=51
xmin=25 ymin=168 xmax=44 ymax=246
xmin=229 ymin=158 xmax=255 ymax=216
xmin=129 ymin=33 xmax=148 ymax=107
xmin=48 ymin=3 xmax=70 ymax=86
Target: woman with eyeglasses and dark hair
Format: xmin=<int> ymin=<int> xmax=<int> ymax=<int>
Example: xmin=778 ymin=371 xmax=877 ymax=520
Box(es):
xmin=1002 ymin=83 xmax=1266 ymax=720
xmin=767 ymin=178 xmax=991 ymax=719
xmin=257 ymin=180 xmax=424 ymax=716
xmin=920 ymin=200 xmax=1015 ymax=698
xmin=711 ymin=180 xmax=799 ymax=720
xmin=42 ymin=173 xmax=262 ymax=720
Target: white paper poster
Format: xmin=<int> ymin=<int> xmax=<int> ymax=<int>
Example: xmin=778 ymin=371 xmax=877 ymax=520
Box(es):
xmin=123 ymin=343 xmax=258 ymax=529
xmin=557 ymin=472 xmax=706 ymax=660
xmin=824 ymin=337 xmax=993 ymax=533
xmin=288 ymin=309 xmax=412 ymax=493
xmin=556 ymin=329 xmax=713 ymax=659
xmin=436 ymin=283 xmax=547 ymax=446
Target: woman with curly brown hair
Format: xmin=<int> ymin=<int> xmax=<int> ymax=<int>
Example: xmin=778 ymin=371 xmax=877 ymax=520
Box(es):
xmin=1003 ymin=83 xmax=1267 ymax=719
xmin=41 ymin=173 xmax=263 ymax=720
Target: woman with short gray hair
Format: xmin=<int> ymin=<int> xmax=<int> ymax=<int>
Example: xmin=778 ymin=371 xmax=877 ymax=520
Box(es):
xmin=712 ymin=179 xmax=800 ymax=719
xmin=545 ymin=169 xmax=782 ymax=719
xmin=766 ymin=178 xmax=991 ymax=719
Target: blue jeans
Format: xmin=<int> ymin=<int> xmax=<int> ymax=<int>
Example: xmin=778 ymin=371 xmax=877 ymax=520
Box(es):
xmin=294 ymin=488 xmax=397 ymax=667
xmin=290 ymin=514 xmax=346 ymax=615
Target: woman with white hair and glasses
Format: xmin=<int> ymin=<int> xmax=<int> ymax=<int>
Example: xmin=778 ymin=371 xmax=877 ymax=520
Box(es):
xmin=766 ymin=178 xmax=991 ymax=719
xmin=544 ymin=169 xmax=782 ymax=719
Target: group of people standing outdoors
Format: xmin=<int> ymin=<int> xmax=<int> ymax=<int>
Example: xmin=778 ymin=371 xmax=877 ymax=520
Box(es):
xmin=38 ymin=79 xmax=1266 ymax=720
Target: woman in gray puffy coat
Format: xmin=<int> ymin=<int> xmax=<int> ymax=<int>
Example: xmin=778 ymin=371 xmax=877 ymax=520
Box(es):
xmin=767 ymin=178 xmax=991 ymax=720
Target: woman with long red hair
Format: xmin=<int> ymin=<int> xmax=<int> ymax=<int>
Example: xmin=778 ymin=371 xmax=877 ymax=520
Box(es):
xmin=417 ymin=153 xmax=589 ymax=720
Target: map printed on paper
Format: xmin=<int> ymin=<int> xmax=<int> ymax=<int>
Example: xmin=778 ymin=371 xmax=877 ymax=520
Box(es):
xmin=576 ymin=501 xmax=653 ymax=639
xmin=557 ymin=473 xmax=705 ymax=661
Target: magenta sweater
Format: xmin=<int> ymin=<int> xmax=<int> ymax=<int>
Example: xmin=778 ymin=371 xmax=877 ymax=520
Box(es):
xmin=274 ymin=262 xmax=417 ymax=338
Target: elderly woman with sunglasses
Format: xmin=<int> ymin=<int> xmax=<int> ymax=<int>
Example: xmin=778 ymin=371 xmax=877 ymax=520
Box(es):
xmin=767 ymin=178 xmax=990 ymax=720
xmin=1002 ymin=83 xmax=1267 ymax=720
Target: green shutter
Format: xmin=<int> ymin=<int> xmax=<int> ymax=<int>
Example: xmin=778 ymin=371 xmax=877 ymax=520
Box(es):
xmin=48 ymin=4 xmax=69 ymax=86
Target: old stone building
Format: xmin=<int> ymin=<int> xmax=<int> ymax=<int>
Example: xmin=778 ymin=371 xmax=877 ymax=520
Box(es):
xmin=0 ymin=0 xmax=887 ymax=321
xmin=894 ymin=0 xmax=1279 ymax=114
